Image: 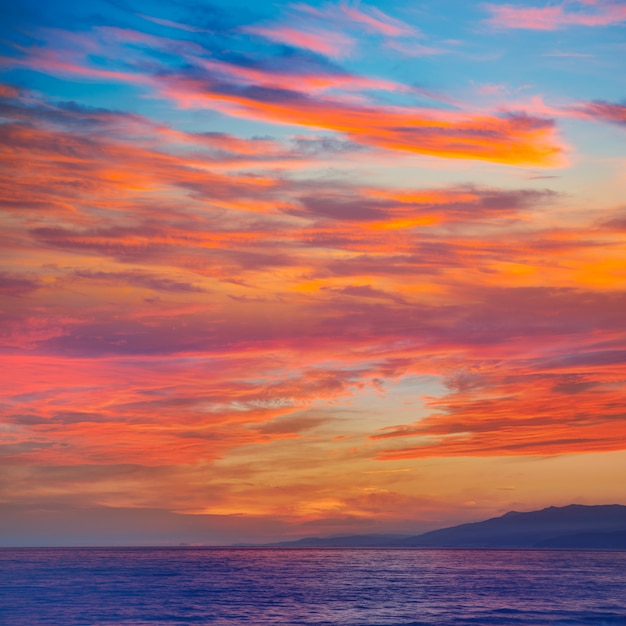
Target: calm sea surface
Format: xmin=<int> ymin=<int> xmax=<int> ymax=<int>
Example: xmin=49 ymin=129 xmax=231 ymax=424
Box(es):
xmin=1 ymin=547 xmax=625 ymax=625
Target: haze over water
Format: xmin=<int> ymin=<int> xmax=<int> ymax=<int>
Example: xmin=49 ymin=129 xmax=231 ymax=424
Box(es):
xmin=2 ymin=547 xmax=626 ymax=625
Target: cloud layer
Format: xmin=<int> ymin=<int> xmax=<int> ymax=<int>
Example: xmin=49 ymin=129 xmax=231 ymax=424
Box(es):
xmin=1 ymin=0 xmax=626 ymax=543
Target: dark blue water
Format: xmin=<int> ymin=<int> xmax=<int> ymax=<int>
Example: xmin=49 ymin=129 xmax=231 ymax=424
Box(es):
xmin=1 ymin=548 xmax=625 ymax=625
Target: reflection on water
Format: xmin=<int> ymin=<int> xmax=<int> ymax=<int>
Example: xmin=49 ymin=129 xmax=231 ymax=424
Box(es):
xmin=1 ymin=547 xmax=626 ymax=625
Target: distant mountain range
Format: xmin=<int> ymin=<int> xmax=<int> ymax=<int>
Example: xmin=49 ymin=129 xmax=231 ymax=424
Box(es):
xmin=267 ymin=505 xmax=626 ymax=549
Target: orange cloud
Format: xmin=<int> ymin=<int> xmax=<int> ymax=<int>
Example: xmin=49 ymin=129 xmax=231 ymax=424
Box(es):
xmin=374 ymin=374 xmax=626 ymax=458
xmin=9 ymin=24 xmax=564 ymax=166
xmin=163 ymin=77 xmax=563 ymax=165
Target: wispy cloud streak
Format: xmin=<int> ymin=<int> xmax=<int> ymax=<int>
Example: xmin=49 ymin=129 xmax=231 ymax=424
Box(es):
xmin=485 ymin=1 xmax=626 ymax=30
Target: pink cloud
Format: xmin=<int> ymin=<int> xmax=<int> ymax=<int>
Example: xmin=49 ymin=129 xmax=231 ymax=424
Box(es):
xmin=245 ymin=3 xmax=427 ymax=60
xmin=11 ymin=48 xmax=149 ymax=85
xmin=244 ymin=24 xmax=355 ymax=58
xmin=573 ymin=100 xmax=626 ymax=126
xmin=294 ymin=2 xmax=418 ymax=37
xmin=484 ymin=1 xmax=626 ymax=30
xmin=337 ymin=4 xmax=417 ymax=37
xmin=196 ymin=56 xmax=402 ymax=94
xmin=474 ymin=83 xmax=508 ymax=96
xmin=0 ymin=83 xmax=21 ymax=98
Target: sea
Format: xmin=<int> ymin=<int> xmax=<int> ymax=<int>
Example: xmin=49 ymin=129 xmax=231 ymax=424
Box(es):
xmin=1 ymin=547 xmax=625 ymax=625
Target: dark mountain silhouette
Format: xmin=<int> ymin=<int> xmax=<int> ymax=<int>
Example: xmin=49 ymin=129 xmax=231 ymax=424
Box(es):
xmin=269 ymin=505 xmax=626 ymax=549
xmin=395 ymin=504 xmax=626 ymax=548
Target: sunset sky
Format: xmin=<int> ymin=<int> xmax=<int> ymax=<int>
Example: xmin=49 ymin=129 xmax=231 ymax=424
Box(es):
xmin=1 ymin=0 xmax=625 ymax=546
